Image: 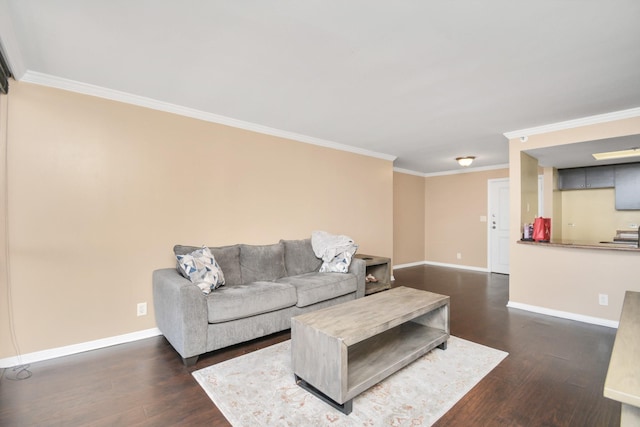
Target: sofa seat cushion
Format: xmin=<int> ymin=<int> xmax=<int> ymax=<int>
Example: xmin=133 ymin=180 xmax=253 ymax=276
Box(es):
xmin=207 ymin=281 xmax=297 ymax=323
xmin=278 ymin=272 xmax=357 ymax=308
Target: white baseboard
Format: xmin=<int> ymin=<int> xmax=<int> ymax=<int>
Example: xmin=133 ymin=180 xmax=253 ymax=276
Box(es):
xmin=393 ymin=260 xmax=427 ymax=270
xmin=507 ymin=301 xmax=619 ymax=329
xmin=423 ymin=261 xmax=489 ymax=272
xmin=0 ymin=328 xmax=162 ymax=368
xmin=393 ymin=260 xmax=489 ymax=273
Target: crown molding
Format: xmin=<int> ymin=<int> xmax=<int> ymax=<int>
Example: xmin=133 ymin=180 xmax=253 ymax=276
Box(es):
xmin=19 ymin=71 xmax=397 ymax=162
xmin=422 ymin=163 xmax=510 ymax=178
xmin=393 ymin=167 xmax=425 ymax=177
xmin=394 ymin=163 xmax=509 ymax=178
xmin=503 ymin=107 xmax=640 ymax=140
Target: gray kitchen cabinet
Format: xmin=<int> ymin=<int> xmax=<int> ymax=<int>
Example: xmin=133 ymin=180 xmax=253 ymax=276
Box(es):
xmin=587 ymin=165 xmax=615 ymax=188
xmin=615 ymin=163 xmax=640 ymax=210
xmin=558 ymin=166 xmax=614 ymax=190
xmin=558 ymin=168 xmax=587 ymax=189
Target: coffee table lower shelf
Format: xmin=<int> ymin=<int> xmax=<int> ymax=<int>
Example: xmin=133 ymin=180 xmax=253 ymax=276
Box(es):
xmin=295 ymin=322 xmax=448 ymax=414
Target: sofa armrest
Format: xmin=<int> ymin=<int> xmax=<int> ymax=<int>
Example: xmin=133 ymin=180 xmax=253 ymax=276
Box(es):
xmin=349 ymin=257 xmax=366 ymax=298
xmin=152 ymin=268 xmax=208 ymax=361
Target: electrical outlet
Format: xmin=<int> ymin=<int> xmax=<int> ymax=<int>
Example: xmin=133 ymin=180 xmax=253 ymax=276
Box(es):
xmin=456 ymin=253 xmax=462 ymax=260
xmin=137 ymin=302 xmax=147 ymax=316
xmin=598 ymin=294 xmax=608 ymax=306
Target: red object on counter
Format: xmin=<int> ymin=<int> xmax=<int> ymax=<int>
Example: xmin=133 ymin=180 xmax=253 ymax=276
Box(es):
xmin=533 ymin=217 xmax=551 ymax=242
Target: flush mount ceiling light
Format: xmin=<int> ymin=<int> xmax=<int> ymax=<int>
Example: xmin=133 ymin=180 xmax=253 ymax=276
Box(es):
xmin=456 ymin=156 xmax=475 ymax=167
xmin=592 ymin=147 xmax=640 ymax=161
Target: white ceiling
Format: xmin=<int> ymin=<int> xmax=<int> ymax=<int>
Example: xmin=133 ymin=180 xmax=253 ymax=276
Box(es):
xmin=1 ymin=0 xmax=639 ymax=173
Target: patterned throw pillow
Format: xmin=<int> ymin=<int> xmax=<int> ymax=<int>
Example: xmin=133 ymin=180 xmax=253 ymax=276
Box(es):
xmin=319 ymin=247 xmax=358 ymax=273
xmin=176 ymin=246 xmax=225 ymax=294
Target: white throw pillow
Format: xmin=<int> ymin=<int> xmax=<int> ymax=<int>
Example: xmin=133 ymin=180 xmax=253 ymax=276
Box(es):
xmin=319 ymin=248 xmax=357 ymax=273
xmin=176 ymin=246 xmax=225 ymax=294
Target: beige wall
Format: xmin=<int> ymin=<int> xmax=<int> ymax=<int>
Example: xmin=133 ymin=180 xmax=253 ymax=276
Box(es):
xmin=393 ymin=171 xmax=425 ymax=265
xmin=561 ymin=189 xmax=640 ymax=242
xmin=542 ymin=167 xmax=563 ymax=240
xmin=509 ymin=116 xmax=640 ymax=322
xmin=520 ymin=153 xmax=539 ymax=226
xmin=424 ymin=168 xmax=509 ymax=268
xmin=0 ymin=81 xmax=393 ymax=358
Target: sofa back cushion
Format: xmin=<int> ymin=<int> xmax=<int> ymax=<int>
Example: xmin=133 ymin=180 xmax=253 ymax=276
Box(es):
xmin=174 ymin=244 xmax=242 ymax=286
xmin=280 ymin=238 xmax=322 ymax=276
xmin=240 ymin=243 xmax=286 ymax=283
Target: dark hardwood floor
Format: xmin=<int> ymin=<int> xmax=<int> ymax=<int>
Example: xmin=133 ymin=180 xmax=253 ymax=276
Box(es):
xmin=0 ymin=265 xmax=620 ymax=426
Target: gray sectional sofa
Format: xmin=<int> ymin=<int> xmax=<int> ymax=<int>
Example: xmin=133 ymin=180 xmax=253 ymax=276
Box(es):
xmin=153 ymin=238 xmax=365 ymax=365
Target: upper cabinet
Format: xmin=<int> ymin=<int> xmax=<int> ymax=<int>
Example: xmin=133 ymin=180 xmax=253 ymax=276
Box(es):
xmin=558 ymin=165 xmax=614 ymax=190
xmin=615 ymin=164 xmax=640 ymax=210
xmin=558 ymin=163 xmax=640 ymax=210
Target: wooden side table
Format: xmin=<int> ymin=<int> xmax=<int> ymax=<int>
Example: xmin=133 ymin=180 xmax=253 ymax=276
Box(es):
xmin=354 ymin=253 xmax=392 ymax=295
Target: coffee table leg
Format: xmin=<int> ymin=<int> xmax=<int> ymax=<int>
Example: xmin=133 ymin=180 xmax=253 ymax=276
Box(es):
xmin=295 ymin=375 xmax=353 ymax=415
xmin=438 ymin=340 xmax=448 ymax=350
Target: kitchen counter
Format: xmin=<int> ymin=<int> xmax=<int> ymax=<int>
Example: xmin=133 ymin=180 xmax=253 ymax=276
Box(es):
xmin=517 ymin=239 xmax=640 ymax=252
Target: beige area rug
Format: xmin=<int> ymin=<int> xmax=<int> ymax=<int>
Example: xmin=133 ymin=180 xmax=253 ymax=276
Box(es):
xmin=192 ymin=336 xmax=507 ymax=426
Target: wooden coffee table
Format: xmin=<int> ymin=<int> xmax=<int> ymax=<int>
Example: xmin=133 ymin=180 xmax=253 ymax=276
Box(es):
xmin=291 ymin=286 xmax=450 ymax=414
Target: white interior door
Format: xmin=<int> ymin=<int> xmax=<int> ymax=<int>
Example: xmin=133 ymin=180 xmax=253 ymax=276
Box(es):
xmin=489 ymin=178 xmax=510 ymax=274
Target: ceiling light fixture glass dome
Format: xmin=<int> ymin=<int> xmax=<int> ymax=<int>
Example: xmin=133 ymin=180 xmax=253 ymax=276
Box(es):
xmin=456 ymin=156 xmax=475 ymax=167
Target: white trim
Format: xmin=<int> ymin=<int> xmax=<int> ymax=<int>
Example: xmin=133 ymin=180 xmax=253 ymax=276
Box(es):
xmin=503 ymin=107 xmax=640 ymax=140
xmin=424 ymin=260 xmax=489 ymax=272
xmin=506 ymin=301 xmax=618 ymax=329
xmin=393 ymin=167 xmax=425 ymax=177
xmin=18 ymin=71 xmax=397 ymax=162
xmin=393 ymin=260 xmax=427 ymax=270
xmin=422 ymin=163 xmax=509 ymax=178
xmin=393 ymin=163 xmax=509 ymax=178
xmin=0 ymin=328 xmax=162 ymax=368
xmin=393 ymin=260 xmax=489 ymax=272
